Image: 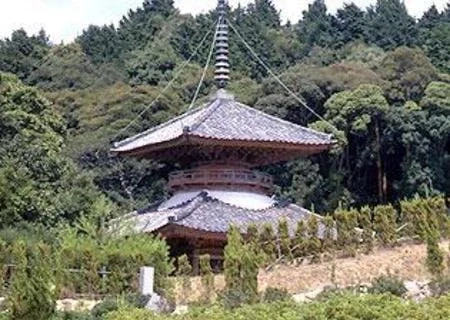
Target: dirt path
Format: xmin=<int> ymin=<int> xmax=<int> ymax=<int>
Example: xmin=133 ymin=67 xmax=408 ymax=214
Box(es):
xmin=182 ymin=241 xmax=449 ymax=301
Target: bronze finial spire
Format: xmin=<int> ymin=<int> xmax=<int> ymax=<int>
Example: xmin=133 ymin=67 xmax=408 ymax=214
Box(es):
xmin=215 ymin=0 xmax=230 ymax=89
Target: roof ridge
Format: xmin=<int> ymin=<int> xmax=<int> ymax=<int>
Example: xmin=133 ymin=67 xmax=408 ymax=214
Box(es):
xmin=172 ymin=192 xmax=208 ymax=221
xmin=112 ymin=101 xmax=210 ymax=149
xmin=188 ymin=98 xmax=222 ymax=133
xmin=236 ymin=101 xmax=333 ymax=140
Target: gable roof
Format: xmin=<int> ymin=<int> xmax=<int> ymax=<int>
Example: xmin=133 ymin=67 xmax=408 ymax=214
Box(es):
xmin=111 ymin=89 xmax=334 ymax=154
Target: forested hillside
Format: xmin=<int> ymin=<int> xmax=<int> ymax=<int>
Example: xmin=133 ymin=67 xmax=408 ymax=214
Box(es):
xmin=0 ymin=0 xmax=449 ymax=226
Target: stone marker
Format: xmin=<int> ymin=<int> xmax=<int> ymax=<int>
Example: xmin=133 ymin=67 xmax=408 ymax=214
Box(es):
xmin=139 ymin=267 xmax=154 ymax=296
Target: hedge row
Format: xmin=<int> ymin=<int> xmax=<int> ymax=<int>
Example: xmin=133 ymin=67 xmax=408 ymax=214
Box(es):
xmin=105 ymin=293 xmax=450 ymax=320
xmin=245 ymin=197 xmax=448 ymax=264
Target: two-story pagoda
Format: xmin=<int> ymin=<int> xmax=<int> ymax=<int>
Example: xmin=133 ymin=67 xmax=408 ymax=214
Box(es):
xmin=112 ymin=0 xmax=334 ymax=271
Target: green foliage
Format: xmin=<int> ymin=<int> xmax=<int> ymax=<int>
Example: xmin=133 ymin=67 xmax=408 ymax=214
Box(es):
xmin=0 ymin=73 xmax=114 ymax=227
xmin=258 ymin=223 xmax=276 ymax=263
xmin=8 ymin=241 xmax=57 ymax=320
xmin=223 ymin=226 xmax=261 ymax=307
xmin=368 ymin=275 xmax=407 ymax=297
xmin=277 ymin=219 xmax=291 ymax=261
xmin=359 ymin=206 xmax=374 ymax=253
xmin=426 ymin=234 xmax=445 ymax=277
xmin=373 ymin=205 xmax=397 ymax=246
xmin=199 ymin=254 xmax=214 ymax=304
xmin=260 ymin=287 xmax=290 ymax=303
xmin=334 ymin=209 xmax=359 ymax=256
xmin=292 ymin=220 xmax=307 ymax=259
xmin=106 ymin=293 xmax=450 ymax=320
xmin=0 ymin=29 xmax=50 ymax=81
xmin=57 ymin=221 xmax=173 ymax=297
xmin=364 ymin=0 xmax=418 ymax=50
xmin=176 ymin=254 xmax=192 ymax=304
xmin=306 ymin=215 xmax=322 ymax=261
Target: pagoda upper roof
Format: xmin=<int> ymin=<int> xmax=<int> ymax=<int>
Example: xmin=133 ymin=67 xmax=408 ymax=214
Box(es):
xmin=111 ymin=89 xmax=334 ymax=157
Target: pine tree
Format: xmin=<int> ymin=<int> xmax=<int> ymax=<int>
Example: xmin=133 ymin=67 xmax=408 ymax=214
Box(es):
xmin=306 ymin=215 xmax=322 ymax=261
xmin=258 ymin=223 xmax=276 ymax=262
xmin=359 ymin=206 xmax=374 ymax=254
xmin=322 ymin=215 xmax=336 ymax=253
xmin=278 ymin=218 xmax=292 ymax=261
xmin=364 ymin=0 xmax=418 ymax=50
xmin=293 ymin=220 xmax=308 ymax=259
xmin=199 ymin=254 xmax=214 ymax=304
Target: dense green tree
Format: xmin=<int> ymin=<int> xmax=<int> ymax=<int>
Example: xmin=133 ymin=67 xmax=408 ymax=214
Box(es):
xmin=316 ymin=85 xmax=389 ymax=204
xmin=297 ymin=0 xmax=337 ymax=52
xmin=420 ymin=23 xmax=450 ymax=73
xmin=335 ymin=3 xmax=366 ymax=45
xmin=376 ymin=47 xmax=438 ymax=103
xmin=0 ymin=29 xmax=50 ymax=81
xmin=0 ymin=73 xmax=113 ymax=226
xmin=364 ymin=0 xmax=418 ymax=50
xmin=27 ymin=44 xmax=100 ymax=90
xmin=77 ymin=24 xmax=122 ymax=64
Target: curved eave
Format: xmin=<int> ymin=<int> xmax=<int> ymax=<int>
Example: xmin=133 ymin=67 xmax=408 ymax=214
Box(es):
xmin=111 ymin=134 xmax=335 ymax=160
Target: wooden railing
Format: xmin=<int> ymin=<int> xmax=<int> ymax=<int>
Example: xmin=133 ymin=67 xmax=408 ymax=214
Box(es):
xmin=168 ymin=168 xmax=273 ymax=192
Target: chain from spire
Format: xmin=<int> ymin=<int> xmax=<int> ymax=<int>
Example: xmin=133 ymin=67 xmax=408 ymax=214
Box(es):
xmin=215 ymin=0 xmax=230 ymax=89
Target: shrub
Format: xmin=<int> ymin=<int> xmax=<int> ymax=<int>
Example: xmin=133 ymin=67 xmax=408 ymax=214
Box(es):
xmin=359 ymin=206 xmax=374 ymax=253
xmin=368 ymin=275 xmax=407 ymax=297
xmin=425 ymin=235 xmax=444 ymax=277
xmin=292 ymin=220 xmax=307 ymax=259
xmin=175 ymin=254 xmax=192 ymax=305
xmin=223 ymin=226 xmax=261 ymax=307
xmin=373 ymin=205 xmax=397 ymax=246
xmin=103 ymin=307 xmax=153 ymax=320
xmin=258 ymin=223 xmax=276 ymax=263
xmin=8 ymin=241 xmax=58 ymax=320
xmin=261 ymin=287 xmax=290 ymax=303
xmin=199 ymin=254 xmax=214 ymax=304
xmin=57 ymin=225 xmax=173 ymax=297
xmin=306 ymin=215 xmax=322 ymax=261
xmin=429 ymin=277 xmax=450 ymax=297
xmin=334 ymin=209 xmax=359 ymax=256
xmin=278 ymin=219 xmax=292 ymax=261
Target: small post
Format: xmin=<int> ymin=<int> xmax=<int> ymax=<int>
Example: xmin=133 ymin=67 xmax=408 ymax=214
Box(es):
xmin=139 ymin=267 xmax=154 ymax=296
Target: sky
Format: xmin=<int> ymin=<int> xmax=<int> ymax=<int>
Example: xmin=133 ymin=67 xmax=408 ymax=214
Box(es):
xmin=0 ymin=0 xmax=448 ymax=43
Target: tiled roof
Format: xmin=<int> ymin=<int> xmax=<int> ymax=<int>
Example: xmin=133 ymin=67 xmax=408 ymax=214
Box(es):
xmin=112 ymin=90 xmax=333 ymax=153
xmin=126 ymin=191 xmax=327 ymax=237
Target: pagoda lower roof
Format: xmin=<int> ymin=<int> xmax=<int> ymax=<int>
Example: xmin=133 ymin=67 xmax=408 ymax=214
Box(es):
xmin=122 ymin=191 xmax=327 ymax=238
xmin=111 ymin=90 xmax=334 ymax=159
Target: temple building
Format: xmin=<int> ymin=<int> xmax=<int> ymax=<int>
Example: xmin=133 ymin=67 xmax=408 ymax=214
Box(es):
xmin=111 ymin=0 xmax=334 ymax=271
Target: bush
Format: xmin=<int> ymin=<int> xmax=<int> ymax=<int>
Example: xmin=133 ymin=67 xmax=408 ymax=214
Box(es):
xmin=425 ymin=235 xmax=444 ymax=277
xmin=429 ymin=277 xmax=450 ymax=297
xmin=368 ymin=275 xmax=407 ymax=297
xmin=8 ymin=241 xmax=57 ymax=320
xmin=261 ymin=287 xmax=290 ymax=303
xmin=105 ymin=293 xmax=450 ymax=320
xmin=57 ymin=224 xmax=173 ymax=297
xmin=90 ymin=294 xmax=150 ymax=318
